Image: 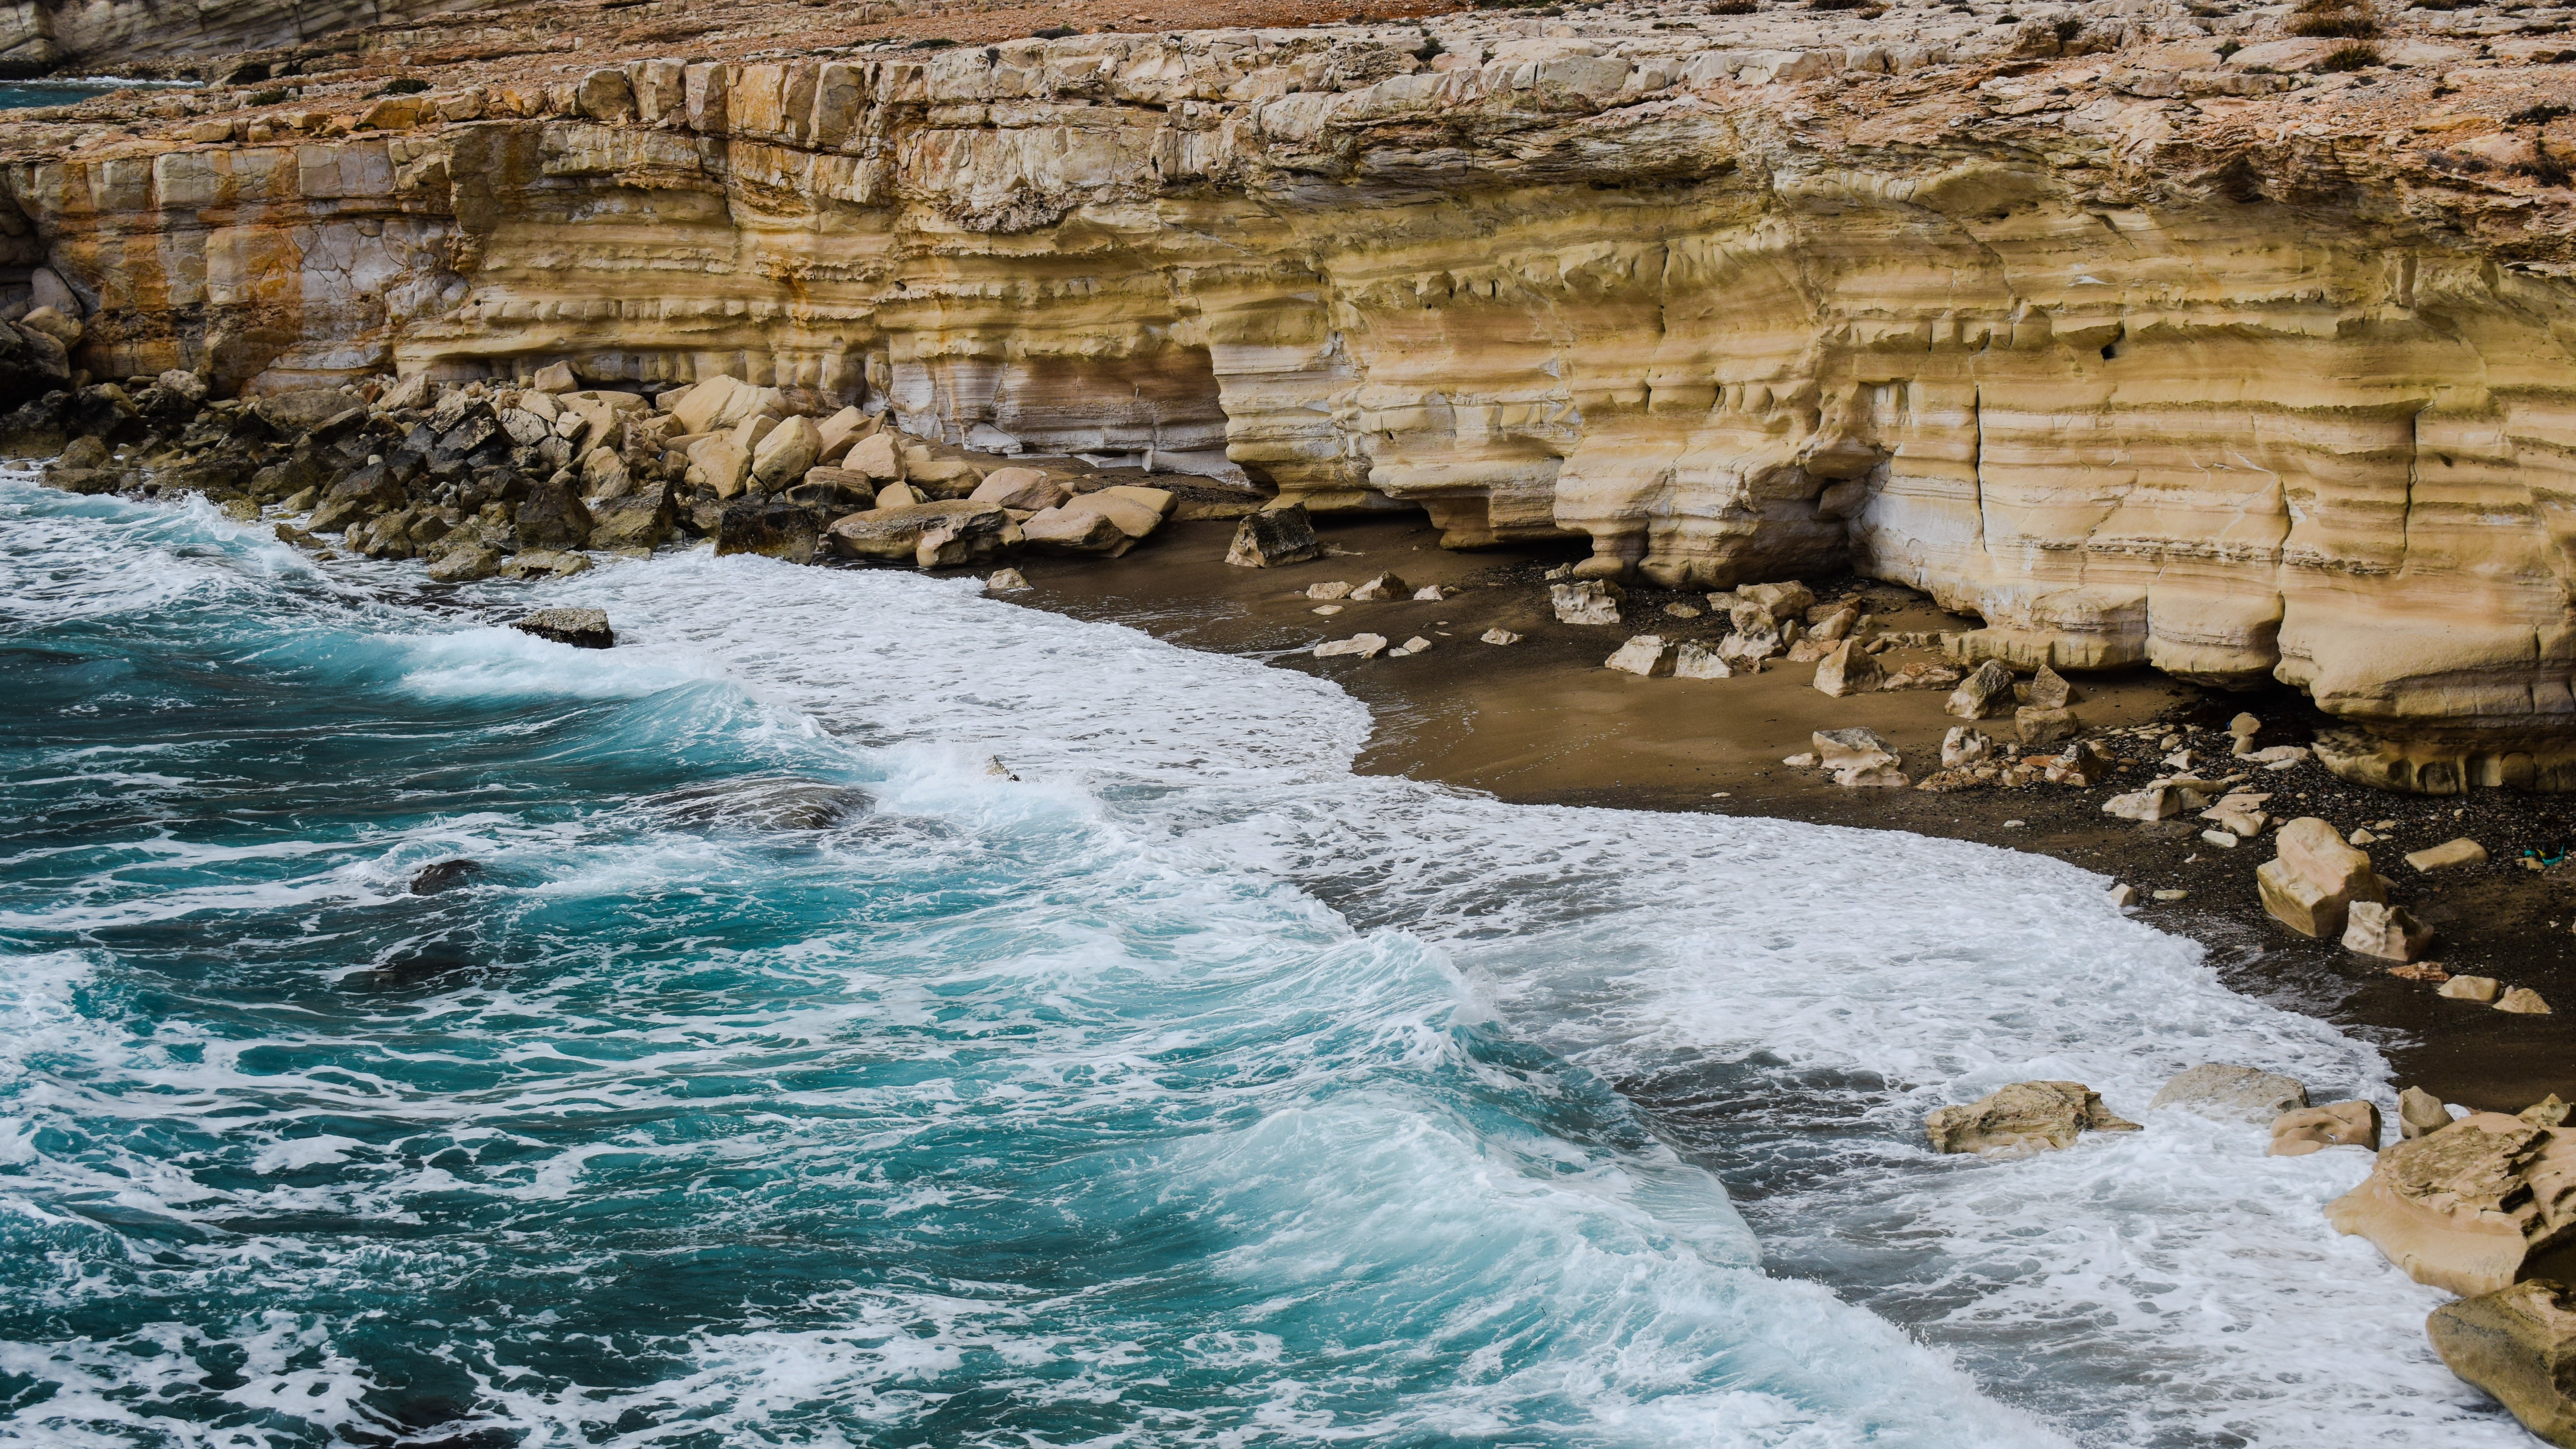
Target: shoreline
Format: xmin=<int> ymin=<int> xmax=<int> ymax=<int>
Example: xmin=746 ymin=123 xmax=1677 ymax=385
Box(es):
xmin=991 ymin=510 xmax=2576 ymax=1115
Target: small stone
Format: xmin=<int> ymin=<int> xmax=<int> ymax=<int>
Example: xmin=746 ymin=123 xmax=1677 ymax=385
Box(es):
xmin=1306 ymin=580 xmax=1353 ymax=600
xmin=1662 ymin=601 xmax=1702 ymax=619
xmin=2406 ymin=838 xmax=2489 ymax=873
xmin=1347 ymin=571 xmax=1410 ymax=601
xmin=1413 ymin=584 xmax=1449 ymax=601
xmin=2103 ymin=784 xmax=2182 ymax=822
xmin=2387 ymin=962 xmax=2451 ymax=983
xmin=2440 ymin=975 xmax=2501 ymax=1003
xmin=2498 ymin=987 xmax=2553 ymax=1015
xmin=1396 ymin=635 xmax=1433 ymax=654
xmin=1605 ymin=635 xmax=1676 ymax=677
xmin=1549 ymin=579 xmax=1624 ymax=625
xmin=1812 ymin=637 xmax=1882 ymax=697
xmin=513 ymin=606 xmax=615 ymax=648
xmin=2016 ymin=705 xmax=2078 ymax=745
xmin=2153 ymin=889 xmax=2188 ymax=901
xmin=1945 ymin=658 xmax=2015 ymax=720
xmin=1783 ymin=752 xmax=1818 ymax=769
xmin=2398 ymin=1086 xmax=2452 ymax=1140
xmin=2350 ymin=827 xmax=2378 ymax=845
xmin=986 ymin=568 xmax=1030 ymax=592
xmin=2269 ymin=1100 xmax=2382 ymax=1156
xmin=2229 ymin=712 xmax=2262 ymax=738
xmin=2200 ymin=829 xmax=2239 ymax=849
xmin=1941 ymin=726 xmax=1992 ymax=769
xmin=2342 ymin=900 xmax=2434 ymax=963
xmin=2025 ymin=663 xmax=2072 ymax=710
xmin=1673 ymin=642 xmax=1731 ymax=679
xmin=1313 ymin=633 xmax=1388 ymax=659
xmin=1479 ymin=628 xmax=1522 ymax=645
xmin=2164 ymin=749 xmax=2196 ymax=771
xmin=1312 ymin=604 xmax=1345 ymax=615
xmin=2107 ymin=883 xmax=2137 ymax=907
xmin=531 ymin=361 xmax=577 ymax=394
xmin=1813 ymin=727 xmax=1906 ymax=788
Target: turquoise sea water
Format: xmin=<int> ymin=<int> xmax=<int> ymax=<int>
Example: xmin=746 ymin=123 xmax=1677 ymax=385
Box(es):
xmin=0 ymin=478 xmax=2527 ymax=1446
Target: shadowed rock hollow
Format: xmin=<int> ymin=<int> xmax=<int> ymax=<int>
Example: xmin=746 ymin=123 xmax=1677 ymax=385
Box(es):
xmin=11 ymin=0 xmax=2576 ymax=788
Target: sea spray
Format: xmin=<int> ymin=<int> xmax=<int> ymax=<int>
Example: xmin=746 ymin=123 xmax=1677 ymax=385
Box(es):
xmin=0 ymin=478 xmax=2519 ymax=1446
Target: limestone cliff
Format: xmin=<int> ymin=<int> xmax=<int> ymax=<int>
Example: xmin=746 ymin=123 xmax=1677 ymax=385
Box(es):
xmin=12 ymin=0 xmax=2576 ymax=787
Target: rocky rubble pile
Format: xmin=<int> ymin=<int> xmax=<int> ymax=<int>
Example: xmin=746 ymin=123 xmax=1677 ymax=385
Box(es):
xmin=22 ymin=363 xmax=1266 ymax=580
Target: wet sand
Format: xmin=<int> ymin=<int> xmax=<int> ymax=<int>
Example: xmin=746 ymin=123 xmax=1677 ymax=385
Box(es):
xmin=978 ymin=511 xmax=2576 ymax=1113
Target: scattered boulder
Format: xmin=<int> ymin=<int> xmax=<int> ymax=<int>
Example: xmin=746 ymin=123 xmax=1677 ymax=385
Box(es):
xmin=1389 ymin=635 xmax=1434 ymax=657
xmin=408 ymin=859 xmax=481 ymax=894
xmin=2344 ymin=900 xmax=2435 ymax=963
xmin=2016 ymin=705 xmax=2078 ymax=744
xmin=2445 ymin=975 xmax=2504 ymax=1004
xmin=1673 ymin=642 xmax=1730 ymax=679
xmin=986 ymin=568 xmax=1030 ymax=592
xmin=714 ymin=497 xmax=822 ymax=562
xmin=2501 ymin=987 xmax=2555 ymax=1016
xmin=2401 ymin=1087 xmax=2454 ymax=1140
xmin=1925 ymin=1081 xmax=2142 ymax=1157
xmin=842 ymin=431 xmax=906 ymax=483
xmin=2428 ymin=1279 xmax=2576 ymax=1449
xmin=969 ymin=466 xmax=1067 ymax=512
xmin=1946 ymin=659 xmax=2016 ymax=720
xmin=1066 ymin=489 xmax=1166 ymax=541
xmin=2025 ymin=663 xmax=2073 ymax=710
xmin=1480 ymin=628 xmax=1522 ymax=646
xmin=426 ymin=545 xmax=504 ymax=583
xmin=1812 ymin=638 xmax=1881 ymax=697
xmin=1550 ymin=579 xmax=1624 ymax=625
xmin=2269 ymin=1100 xmax=2382 ymax=1156
xmin=1413 ymin=584 xmax=1449 ymax=601
xmin=1737 ymin=580 xmax=1814 ymax=620
xmin=1941 ymin=726 xmax=1993 ymax=768
xmin=2409 ymin=838 xmax=2491 ymax=873
xmin=2327 ymin=1111 xmax=2576 ymax=1295
xmin=2148 ymin=1063 xmax=2310 ymax=1124
xmin=1605 ymin=635 xmax=1676 ymax=677
xmin=749 ymin=415 xmax=820 ymax=490
xmin=1812 ymin=727 xmax=1906 ymax=787
xmin=1023 ymin=503 xmax=1132 ymax=555
xmin=1314 ymin=633 xmax=1388 ymax=659
xmin=2256 ymin=817 xmax=2386 ymax=939
xmin=827 ymin=500 xmax=1009 ymax=562
xmin=1348 ymin=571 xmax=1410 ymax=601
xmin=1308 ymin=581 xmax=1354 ymax=600
xmin=1226 ymin=504 xmax=1323 ymax=567
xmin=513 ymin=607 xmax=614 ymax=649
xmin=530 ymin=361 xmax=577 ymax=393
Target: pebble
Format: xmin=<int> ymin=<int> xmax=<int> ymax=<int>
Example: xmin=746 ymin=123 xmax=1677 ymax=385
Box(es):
xmin=1312 ymin=604 xmax=1344 ymax=615
xmin=1479 ymin=627 xmax=1522 ymax=645
xmin=2154 ymin=889 xmax=2189 ymax=901
xmin=2200 ymin=830 xmax=2239 ymax=849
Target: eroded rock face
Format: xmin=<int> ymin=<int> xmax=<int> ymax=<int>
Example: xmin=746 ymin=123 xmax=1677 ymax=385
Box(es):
xmin=2327 ymin=1112 xmax=2576 ymax=1297
xmin=2429 ymin=1280 xmax=2576 ymax=1449
xmin=22 ymin=6 xmax=2576 ymax=769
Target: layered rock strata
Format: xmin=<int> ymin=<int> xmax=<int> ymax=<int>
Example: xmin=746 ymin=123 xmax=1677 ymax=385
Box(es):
xmin=14 ymin=0 xmax=2576 ymax=780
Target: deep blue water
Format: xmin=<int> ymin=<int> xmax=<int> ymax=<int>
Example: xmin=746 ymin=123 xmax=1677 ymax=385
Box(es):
xmin=0 ymin=479 xmax=2519 ymax=1446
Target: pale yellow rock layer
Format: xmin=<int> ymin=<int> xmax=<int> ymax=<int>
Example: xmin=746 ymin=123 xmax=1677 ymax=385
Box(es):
xmin=15 ymin=23 xmax=2576 ymax=774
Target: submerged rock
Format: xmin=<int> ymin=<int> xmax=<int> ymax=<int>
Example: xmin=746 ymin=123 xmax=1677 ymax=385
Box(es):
xmin=2148 ymin=1063 xmax=2309 ymax=1124
xmin=2269 ymin=1101 xmax=2382 ymax=1156
xmin=407 ymin=859 xmax=481 ymax=894
xmin=513 ymin=607 xmax=614 ymax=649
xmin=1926 ymin=1081 xmax=2142 ymax=1157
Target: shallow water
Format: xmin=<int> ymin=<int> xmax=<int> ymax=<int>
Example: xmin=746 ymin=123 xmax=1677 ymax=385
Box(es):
xmin=0 ymin=478 xmax=2519 ymax=1446
xmin=0 ymin=79 xmax=180 ymax=111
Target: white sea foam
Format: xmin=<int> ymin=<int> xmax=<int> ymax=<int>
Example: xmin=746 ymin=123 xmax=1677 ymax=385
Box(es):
xmin=0 ymin=487 xmax=2525 ymax=1446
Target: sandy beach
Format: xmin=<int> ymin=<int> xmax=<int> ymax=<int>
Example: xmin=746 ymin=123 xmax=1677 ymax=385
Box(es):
xmin=993 ymin=511 xmax=2576 ymax=1115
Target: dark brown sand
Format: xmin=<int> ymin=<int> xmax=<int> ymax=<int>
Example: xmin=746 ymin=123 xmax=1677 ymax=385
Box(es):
xmin=978 ymin=511 xmax=2576 ymax=1113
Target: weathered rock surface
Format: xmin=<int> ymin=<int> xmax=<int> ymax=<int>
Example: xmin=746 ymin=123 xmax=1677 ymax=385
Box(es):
xmin=513 ymin=607 xmax=614 ymax=649
xmin=2327 ymin=1112 xmax=2576 ymax=1296
xmin=2256 ymin=816 xmax=2386 ymax=939
xmin=1925 ymin=1080 xmax=2141 ymax=1157
xmin=2270 ymin=1100 xmax=2382 ymax=1156
xmin=28 ymin=0 xmax=2576 ymax=775
xmin=2429 ymin=1279 xmax=2576 ymax=1449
